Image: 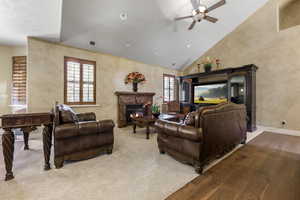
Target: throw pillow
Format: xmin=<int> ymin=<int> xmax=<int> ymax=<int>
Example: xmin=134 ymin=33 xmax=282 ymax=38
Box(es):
xmin=59 ymin=104 xmax=78 ymax=124
xmin=184 ymin=111 xmax=197 ymax=126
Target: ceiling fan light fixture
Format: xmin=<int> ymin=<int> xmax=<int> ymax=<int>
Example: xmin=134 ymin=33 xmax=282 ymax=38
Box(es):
xmin=192 ymin=9 xmax=197 ymax=16
xmin=199 ymin=5 xmax=207 ymax=12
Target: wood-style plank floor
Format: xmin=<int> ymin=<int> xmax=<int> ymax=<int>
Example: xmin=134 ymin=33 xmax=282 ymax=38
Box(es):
xmin=167 ymin=132 xmax=300 ymax=200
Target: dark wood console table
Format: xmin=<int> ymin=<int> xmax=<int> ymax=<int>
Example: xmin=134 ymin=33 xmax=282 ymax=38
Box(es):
xmin=0 ymin=112 xmax=53 ymax=181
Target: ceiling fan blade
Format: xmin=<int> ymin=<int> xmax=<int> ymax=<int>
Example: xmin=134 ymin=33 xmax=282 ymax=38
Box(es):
xmin=191 ymin=0 xmax=200 ymax=9
xmin=204 ymin=15 xmax=218 ymax=23
xmin=175 ymin=15 xmax=193 ymax=21
xmin=206 ymin=0 xmax=226 ymax=13
xmin=188 ymin=20 xmax=196 ymax=30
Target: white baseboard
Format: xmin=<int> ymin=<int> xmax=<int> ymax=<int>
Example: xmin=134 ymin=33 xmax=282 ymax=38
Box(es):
xmin=247 ymin=126 xmax=265 ymax=142
xmin=258 ymin=125 xmax=300 ymax=137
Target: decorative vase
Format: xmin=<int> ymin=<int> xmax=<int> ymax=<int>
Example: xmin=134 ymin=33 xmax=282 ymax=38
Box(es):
xmin=152 ymin=112 xmax=160 ymax=119
xmin=204 ymin=64 xmax=212 ymax=73
xmin=132 ymin=82 xmax=138 ymax=92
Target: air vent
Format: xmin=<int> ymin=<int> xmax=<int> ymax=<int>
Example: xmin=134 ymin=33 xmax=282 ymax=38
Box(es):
xmin=89 ymin=41 xmax=96 ymax=46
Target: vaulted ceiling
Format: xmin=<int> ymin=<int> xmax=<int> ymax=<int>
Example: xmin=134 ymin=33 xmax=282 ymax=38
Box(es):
xmin=0 ymin=0 xmax=62 ymax=45
xmin=0 ymin=0 xmax=268 ymax=69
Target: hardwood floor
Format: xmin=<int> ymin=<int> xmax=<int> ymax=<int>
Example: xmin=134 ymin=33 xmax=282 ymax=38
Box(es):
xmin=167 ymin=132 xmax=300 ymax=200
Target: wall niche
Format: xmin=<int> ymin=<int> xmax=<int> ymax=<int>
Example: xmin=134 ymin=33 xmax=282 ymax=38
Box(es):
xmin=279 ymin=0 xmax=300 ymax=31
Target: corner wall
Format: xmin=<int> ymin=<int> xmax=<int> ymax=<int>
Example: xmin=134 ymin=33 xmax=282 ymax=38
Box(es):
xmin=27 ymin=38 xmax=179 ymax=123
xmin=0 ymin=45 xmax=27 ymax=116
xmin=183 ymin=0 xmax=300 ymax=130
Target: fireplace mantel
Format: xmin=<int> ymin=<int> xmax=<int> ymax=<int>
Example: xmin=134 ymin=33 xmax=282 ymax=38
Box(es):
xmin=115 ymin=91 xmax=155 ymax=128
xmin=115 ymin=91 xmax=155 ymax=96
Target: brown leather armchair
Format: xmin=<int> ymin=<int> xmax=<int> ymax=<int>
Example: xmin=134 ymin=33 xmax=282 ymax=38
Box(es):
xmin=155 ymin=103 xmax=247 ymax=174
xmin=53 ymin=104 xmax=115 ymax=168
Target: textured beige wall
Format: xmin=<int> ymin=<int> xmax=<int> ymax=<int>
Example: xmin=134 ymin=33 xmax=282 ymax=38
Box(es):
xmin=0 ymin=46 xmax=13 ymax=115
xmin=0 ymin=45 xmax=27 ymax=116
xmin=27 ymin=38 xmax=178 ymax=123
xmin=279 ymin=0 xmax=300 ymax=30
xmin=183 ymin=0 xmax=300 ymax=130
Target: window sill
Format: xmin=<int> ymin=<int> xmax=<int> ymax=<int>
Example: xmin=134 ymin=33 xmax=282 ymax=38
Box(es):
xmin=69 ymin=104 xmax=100 ymax=108
xmin=9 ymin=105 xmax=27 ymax=107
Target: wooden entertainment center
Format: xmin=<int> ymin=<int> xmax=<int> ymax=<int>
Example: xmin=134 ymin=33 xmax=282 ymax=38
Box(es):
xmin=179 ymin=64 xmax=258 ymax=132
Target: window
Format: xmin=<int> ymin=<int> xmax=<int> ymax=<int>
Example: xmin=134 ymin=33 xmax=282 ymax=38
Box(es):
xmin=163 ymin=74 xmax=176 ymax=102
xmin=64 ymin=57 xmax=96 ymax=105
xmin=11 ymin=56 xmax=27 ymax=105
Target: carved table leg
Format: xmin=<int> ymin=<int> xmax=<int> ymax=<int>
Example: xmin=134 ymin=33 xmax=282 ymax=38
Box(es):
xmin=43 ymin=124 xmax=52 ymax=170
xmin=146 ymin=125 xmax=150 ymax=140
xmin=2 ymin=129 xmax=15 ymax=181
xmin=133 ymin=124 xmax=136 ymax=134
xmin=21 ymin=127 xmax=36 ymax=150
xmin=23 ymin=131 xmax=29 ymax=150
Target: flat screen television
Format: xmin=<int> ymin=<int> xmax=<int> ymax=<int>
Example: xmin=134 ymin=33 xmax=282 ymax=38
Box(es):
xmin=193 ymin=83 xmax=228 ymax=104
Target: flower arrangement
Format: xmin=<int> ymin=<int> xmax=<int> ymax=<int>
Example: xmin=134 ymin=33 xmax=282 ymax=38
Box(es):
xmin=200 ymin=57 xmax=221 ymax=72
xmin=124 ymin=72 xmax=146 ymax=84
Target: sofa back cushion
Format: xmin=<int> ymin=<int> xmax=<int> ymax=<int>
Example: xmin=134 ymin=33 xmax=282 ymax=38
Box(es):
xmin=58 ymin=104 xmax=78 ymax=124
xmin=195 ymin=102 xmax=228 ymax=128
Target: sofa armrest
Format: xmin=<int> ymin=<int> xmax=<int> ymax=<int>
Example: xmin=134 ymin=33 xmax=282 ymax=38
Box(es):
xmin=76 ymin=112 xmax=96 ymax=122
xmin=155 ymin=120 xmax=203 ymax=142
xmin=97 ymin=120 xmax=115 ymax=133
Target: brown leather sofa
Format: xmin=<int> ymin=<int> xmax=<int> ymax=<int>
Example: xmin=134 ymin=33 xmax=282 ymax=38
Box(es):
xmin=155 ymin=103 xmax=247 ymax=174
xmin=53 ymin=104 xmax=115 ymax=168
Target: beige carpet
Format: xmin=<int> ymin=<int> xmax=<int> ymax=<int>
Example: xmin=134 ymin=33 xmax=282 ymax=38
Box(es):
xmin=0 ymin=127 xmax=198 ymax=200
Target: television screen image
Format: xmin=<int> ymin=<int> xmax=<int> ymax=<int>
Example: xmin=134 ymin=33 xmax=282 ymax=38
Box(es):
xmin=194 ymin=83 xmax=228 ymax=104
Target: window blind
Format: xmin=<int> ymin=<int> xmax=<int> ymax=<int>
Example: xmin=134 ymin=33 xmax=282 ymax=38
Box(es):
xmin=11 ymin=56 xmax=27 ymax=105
xmin=163 ymin=74 xmax=175 ymax=102
xmin=64 ymin=57 xmax=96 ymax=105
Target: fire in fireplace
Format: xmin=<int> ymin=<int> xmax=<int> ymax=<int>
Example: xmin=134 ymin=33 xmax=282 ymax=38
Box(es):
xmin=126 ymin=104 xmax=145 ymax=123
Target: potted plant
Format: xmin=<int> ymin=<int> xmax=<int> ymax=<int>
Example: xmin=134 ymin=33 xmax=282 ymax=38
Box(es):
xmin=202 ymin=57 xmax=213 ymax=72
xmin=151 ymin=104 xmax=160 ymax=118
xmin=124 ymin=72 xmax=146 ymax=92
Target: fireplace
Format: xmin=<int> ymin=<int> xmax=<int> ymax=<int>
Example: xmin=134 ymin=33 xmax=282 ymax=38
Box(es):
xmin=126 ymin=104 xmax=145 ymax=123
xmin=115 ymin=92 xmax=155 ymax=128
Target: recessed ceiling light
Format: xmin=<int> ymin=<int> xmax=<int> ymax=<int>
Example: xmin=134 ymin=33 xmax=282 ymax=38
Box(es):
xmin=125 ymin=42 xmax=131 ymax=47
xmin=186 ymin=44 xmax=191 ymax=48
xmin=120 ymin=13 xmax=128 ymax=21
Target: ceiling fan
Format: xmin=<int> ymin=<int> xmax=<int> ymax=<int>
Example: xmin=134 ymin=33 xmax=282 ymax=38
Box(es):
xmin=175 ymin=0 xmax=226 ymax=30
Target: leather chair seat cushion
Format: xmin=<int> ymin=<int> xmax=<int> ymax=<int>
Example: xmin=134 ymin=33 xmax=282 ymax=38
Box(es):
xmin=158 ymin=134 xmax=201 ymax=159
xmin=77 ymin=112 xmax=96 ymax=122
xmin=157 ymin=121 xmax=202 ymax=142
xmin=79 ymin=121 xmax=99 ymax=136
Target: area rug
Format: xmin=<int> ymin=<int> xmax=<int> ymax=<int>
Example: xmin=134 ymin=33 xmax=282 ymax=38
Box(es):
xmin=0 ymin=127 xmax=198 ymax=200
